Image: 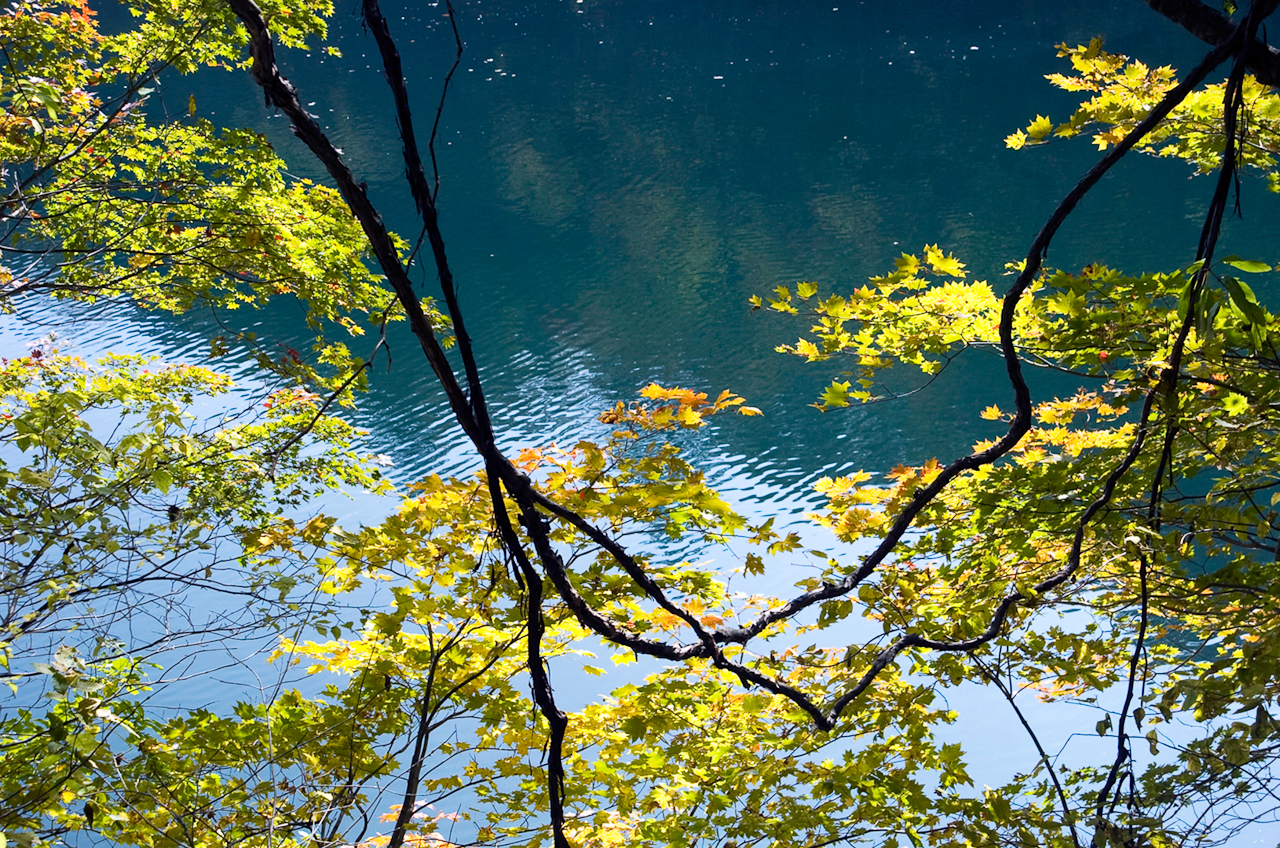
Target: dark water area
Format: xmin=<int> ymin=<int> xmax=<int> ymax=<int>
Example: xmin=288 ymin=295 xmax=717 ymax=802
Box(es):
xmin=63 ymin=0 xmax=1272 ymax=519
xmin=199 ymin=0 xmax=1262 ymax=506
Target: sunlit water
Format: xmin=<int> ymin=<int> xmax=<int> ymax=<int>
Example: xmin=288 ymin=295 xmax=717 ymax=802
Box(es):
xmin=9 ymin=0 xmax=1280 ymax=843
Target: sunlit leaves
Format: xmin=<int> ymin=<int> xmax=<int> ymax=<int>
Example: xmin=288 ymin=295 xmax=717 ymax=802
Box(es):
xmin=14 ymin=5 xmax=1280 ymax=848
xmin=1012 ymin=38 xmax=1280 ymax=185
xmin=0 ymin=349 xmax=389 ymax=846
xmin=600 ymin=383 xmax=761 ymax=431
xmin=1 ymin=0 xmax=435 ymax=396
xmin=764 ymin=246 xmax=1004 ymax=408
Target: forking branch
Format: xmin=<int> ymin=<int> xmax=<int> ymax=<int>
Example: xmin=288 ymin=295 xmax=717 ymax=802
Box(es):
xmin=223 ymin=0 xmax=1280 ymax=843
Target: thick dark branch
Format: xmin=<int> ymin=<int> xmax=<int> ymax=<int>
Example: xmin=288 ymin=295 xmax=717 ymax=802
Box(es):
xmin=360 ymin=0 xmax=433 ymax=219
xmin=360 ymin=0 xmax=493 ymax=438
xmin=224 ymin=0 xmax=482 ymax=450
xmin=485 ymin=476 xmax=571 ymax=848
xmin=1142 ymin=0 xmax=1280 ymax=85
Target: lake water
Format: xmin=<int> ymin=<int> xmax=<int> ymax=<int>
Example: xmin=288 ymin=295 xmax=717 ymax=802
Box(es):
xmin=149 ymin=0 xmax=1232 ymax=486
xmin=12 ymin=0 xmax=1280 ymax=844
xmin=56 ymin=0 xmax=1263 ymax=508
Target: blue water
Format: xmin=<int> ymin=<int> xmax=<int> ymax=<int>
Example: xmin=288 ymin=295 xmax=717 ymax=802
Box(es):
xmin=15 ymin=1 xmax=1280 ymax=843
xmin=88 ymin=0 xmax=1246 ymax=501
xmin=256 ymin=0 xmax=1239 ymax=486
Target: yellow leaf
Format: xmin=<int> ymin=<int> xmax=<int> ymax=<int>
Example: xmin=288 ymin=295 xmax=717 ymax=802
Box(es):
xmin=1026 ymin=114 xmax=1053 ymax=139
xmin=924 ymin=244 xmax=967 ymax=278
xmin=794 ymin=338 xmax=821 ymax=359
xmin=888 ymin=464 xmax=918 ymax=482
xmin=676 ymin=406 xmax=704 ymax=428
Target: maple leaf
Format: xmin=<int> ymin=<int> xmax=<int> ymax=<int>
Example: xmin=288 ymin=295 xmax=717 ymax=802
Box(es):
xmin=1026 ymin=114 xmax=1054 ymax=140
xmin=924 ymin=244 xmax=967 ymax=278
xmin=820 ymin=380 xmax=852 ymax=409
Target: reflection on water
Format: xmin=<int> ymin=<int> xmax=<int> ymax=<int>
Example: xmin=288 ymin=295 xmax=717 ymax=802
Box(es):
xmin=296 ymin=0 xmax=1223 ymax=498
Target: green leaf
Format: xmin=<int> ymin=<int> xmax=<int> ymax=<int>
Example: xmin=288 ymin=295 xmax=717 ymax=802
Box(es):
xmin=620 ymin=715 xmax=647 ymax=741
xmin=1222 ymin=255 xmax=1271 ymax=274
xmin=1223 ymin=393 xmax=1248 ymax=416
xmin=820 ymin=380 xmax=852 ymax=409
xmin=1222 ymin=275 xmax=1267 ymax=324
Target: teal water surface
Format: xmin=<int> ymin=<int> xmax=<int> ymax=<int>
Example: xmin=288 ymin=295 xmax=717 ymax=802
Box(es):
xmin=221 ymin=0 xmax=1252 ymax=501
xmin=16 ymin=2 xmax=1280 ymax=843
xmin=62 ymin=0 xmax=1262 ymax=512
